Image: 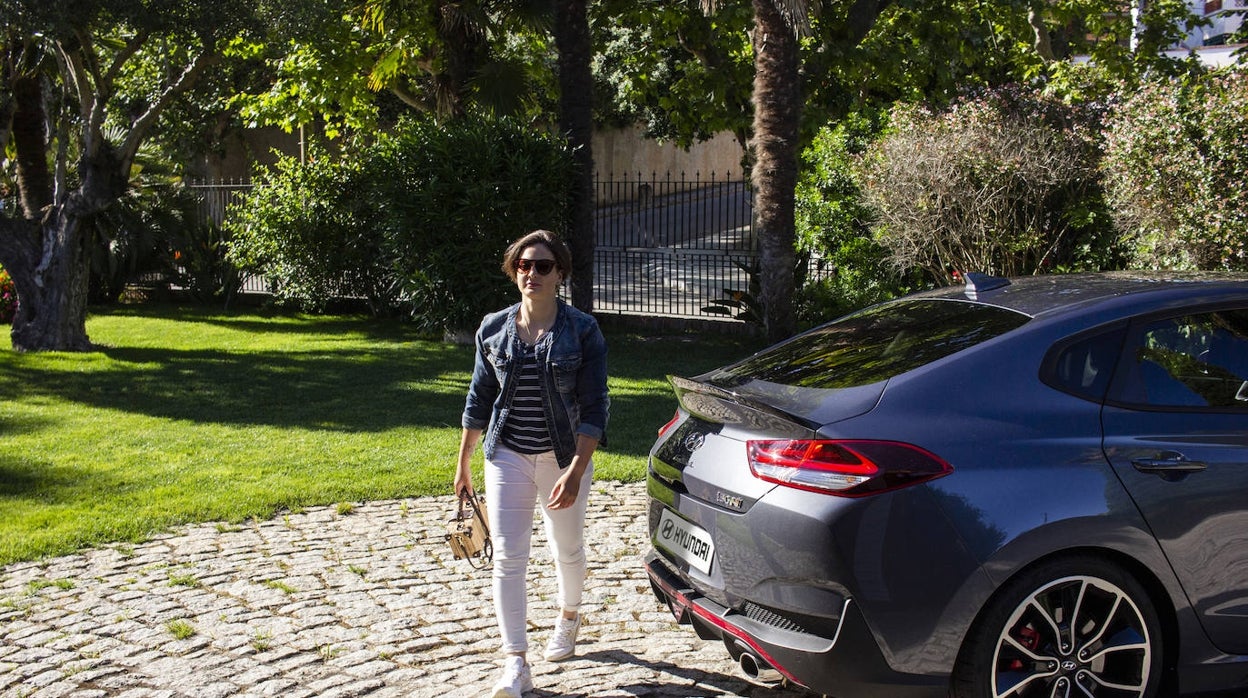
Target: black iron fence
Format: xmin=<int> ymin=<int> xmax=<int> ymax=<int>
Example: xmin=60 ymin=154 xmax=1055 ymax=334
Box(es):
xmin=592 ymin=171 xmax=758 ymax=319
xmin=187 ymin=172 xmax=816 ymax=321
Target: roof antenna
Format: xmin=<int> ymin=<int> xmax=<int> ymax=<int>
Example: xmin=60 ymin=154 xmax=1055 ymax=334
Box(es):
xmin=960 ymin=271 xmax=1011 ymax=300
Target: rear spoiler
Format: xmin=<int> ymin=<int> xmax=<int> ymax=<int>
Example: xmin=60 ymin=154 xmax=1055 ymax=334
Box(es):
xmin=669 ymin=375 xmax=819 ymax=436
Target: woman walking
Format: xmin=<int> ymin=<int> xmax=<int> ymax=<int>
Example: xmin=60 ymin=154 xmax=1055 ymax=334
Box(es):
xmin=455 ymin=230 xmax=609 ymax=698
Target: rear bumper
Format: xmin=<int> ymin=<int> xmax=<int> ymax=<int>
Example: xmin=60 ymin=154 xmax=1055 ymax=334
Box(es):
xmin=645 ymin=552 xmax=947 ymax=698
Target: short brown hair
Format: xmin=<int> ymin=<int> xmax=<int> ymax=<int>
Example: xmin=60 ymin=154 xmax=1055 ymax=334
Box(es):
xmin=501 ymin=230 xmax=573 ymax=282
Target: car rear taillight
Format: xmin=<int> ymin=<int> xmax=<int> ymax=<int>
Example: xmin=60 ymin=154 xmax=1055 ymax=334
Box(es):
xmin=657 ymin=410 xmax=681 ymax=437
xmin=747 ymin=439 xmax=952 ymax=497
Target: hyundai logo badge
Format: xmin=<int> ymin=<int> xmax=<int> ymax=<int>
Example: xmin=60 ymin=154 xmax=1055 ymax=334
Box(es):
xmin=682 ymin=432 xmax=705 ymax=452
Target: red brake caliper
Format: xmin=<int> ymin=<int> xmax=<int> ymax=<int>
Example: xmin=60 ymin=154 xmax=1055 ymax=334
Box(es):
xmin=1007 ymin=625 xmax=1043 ymax=671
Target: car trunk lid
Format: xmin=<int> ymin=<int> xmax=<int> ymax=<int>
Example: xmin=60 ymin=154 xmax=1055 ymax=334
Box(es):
xmin=651 ymin=375 xmax=885 ymax=511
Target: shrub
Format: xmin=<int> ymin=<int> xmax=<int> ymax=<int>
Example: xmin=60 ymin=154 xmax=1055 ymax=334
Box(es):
xmin=87 ymin=185 xmax=182 ymax=304
xmin=0 ymin=265 xmax=16 ymax=324
xmin=858 ymin=86 xmax=1119 ymax=283
xmin=228 ymin=150 xmax=394 ymax=314
xmin=379 ymin=116 xmax=575 ymax=332
xmin=796 ymin=116 xmax=922 ymax=325
xmin=78 ymin=178 xmax=243 ymax=306
xmin=1102 ymin=67 xmax=1248 ymax=271
xmin=228 ymin=115 xmax=574 ymax=330
xmin=166 ymin=216 xmax=244 ymax=307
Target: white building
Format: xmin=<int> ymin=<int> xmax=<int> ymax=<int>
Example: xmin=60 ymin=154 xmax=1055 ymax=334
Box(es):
xmin=1183 ymin=0 xmax=1246 ymax=46
xmin=1174 ymin=0 xmax=1246 ymax=66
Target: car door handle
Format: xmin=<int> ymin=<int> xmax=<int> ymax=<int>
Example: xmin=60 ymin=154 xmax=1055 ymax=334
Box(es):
xmin=1132 ymin=454 xmax=1207 ymax=479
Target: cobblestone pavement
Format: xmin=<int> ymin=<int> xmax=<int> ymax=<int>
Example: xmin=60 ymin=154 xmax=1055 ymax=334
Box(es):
xmin=1 ymin=482 xmax=814 ymax=698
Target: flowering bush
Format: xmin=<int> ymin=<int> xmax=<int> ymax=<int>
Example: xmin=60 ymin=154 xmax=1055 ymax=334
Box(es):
xmin=1102 ymin=67 xmax=1248 ymax=271
xmin=0 ymin=265 xmax=16 ymax=324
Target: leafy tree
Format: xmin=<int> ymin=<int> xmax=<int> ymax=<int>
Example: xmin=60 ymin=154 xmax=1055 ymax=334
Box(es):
xmin=234 ymin=0 xmax=599 ymax=312
xmin=1102 ymin=67 xmax=1248 ymax=271
xmin=0 ymin=0 xmax=261 ymax=351
xmin=358 ymin=0 xmax=554 ymax=119
xmin=1020 ymin=0 xmax=1205 ymax=94
xmin=225 ymin=1 xmax=557 ymax=143
xmin=592 ymin=1 xmax=755 ymax=152
xmin=227 ymin=9 xmax=388 ymax=140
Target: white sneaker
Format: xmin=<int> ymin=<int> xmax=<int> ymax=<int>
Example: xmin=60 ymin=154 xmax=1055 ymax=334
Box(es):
xmin=491 ymin=655 xmax=532 ymax=698
xmin=543 ymin=613 xmax=581 ymax=661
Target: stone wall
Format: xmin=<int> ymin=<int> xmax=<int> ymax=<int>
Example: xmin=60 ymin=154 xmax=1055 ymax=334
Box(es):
xmin=195 ymin=123 xmax=746 ymax=200
xmin=592 ymin=126 xmax=746 ymax=204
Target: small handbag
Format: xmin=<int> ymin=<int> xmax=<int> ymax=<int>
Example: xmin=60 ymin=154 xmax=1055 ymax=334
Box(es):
xmin=445 ymin=489 xmax=492 ymax=569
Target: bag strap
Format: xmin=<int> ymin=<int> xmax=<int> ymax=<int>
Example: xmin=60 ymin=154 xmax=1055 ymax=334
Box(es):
xmin=458 ymin=488 xmax=491 ymax=538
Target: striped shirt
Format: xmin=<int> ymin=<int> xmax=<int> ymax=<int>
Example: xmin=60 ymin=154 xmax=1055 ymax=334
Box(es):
xmin=500 ymin=344 xmax=553 ymax=454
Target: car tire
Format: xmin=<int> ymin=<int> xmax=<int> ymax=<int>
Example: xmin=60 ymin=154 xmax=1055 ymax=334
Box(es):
xmin=950 ymin=555 xmax=1163 ymax=698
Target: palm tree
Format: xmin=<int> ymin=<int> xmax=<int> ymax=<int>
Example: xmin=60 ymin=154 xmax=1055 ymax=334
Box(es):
xmin=554 ymin=0 xmax=595 ymax=311
xmin=750 ymin=0 xmax=802 ymax=342
xmin=743 ymin=0 xmax=892 ymax=341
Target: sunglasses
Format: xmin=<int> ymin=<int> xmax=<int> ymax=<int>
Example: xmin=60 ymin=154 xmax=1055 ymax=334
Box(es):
xmin=515 ymin=258 xmax=558 ymax=275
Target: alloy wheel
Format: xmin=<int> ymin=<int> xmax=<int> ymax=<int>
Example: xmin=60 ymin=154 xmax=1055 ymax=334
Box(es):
xmin=991 ymin=574 xmax=1152 ymax=698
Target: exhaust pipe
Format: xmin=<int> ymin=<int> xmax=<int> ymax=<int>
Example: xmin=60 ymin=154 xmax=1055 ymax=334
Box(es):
xmin=738 ymin=651 xmax=783 ymax=687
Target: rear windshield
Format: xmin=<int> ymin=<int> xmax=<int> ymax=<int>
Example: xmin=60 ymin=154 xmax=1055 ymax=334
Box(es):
xmin=707 ymin=299 xmax=1030 ymax=389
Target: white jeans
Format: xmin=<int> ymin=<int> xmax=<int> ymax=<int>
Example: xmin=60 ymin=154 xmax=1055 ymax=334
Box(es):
xmin=485 ymin=445 xmax=593 ymax=655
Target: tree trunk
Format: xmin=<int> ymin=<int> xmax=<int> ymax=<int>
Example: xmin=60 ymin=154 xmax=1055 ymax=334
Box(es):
xmin=1 ymin=69 xmax=93 ymax=351
xmin=751 ymin=0 xmax=801 ymax=343
xmin=2 ymin=213 xmax=94 ymax=352
xmin=2 ymin=74 xmax=128 ymax=352
xmin=11 ymin=74 xmax=52 ymax=219
xmin=554 ymin=0 xmax=595 ymax=313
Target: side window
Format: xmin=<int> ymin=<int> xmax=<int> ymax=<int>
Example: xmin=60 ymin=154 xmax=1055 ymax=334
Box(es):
xmin=1044 ymin=327 xmax=1125 ymax=401
xmin=1109 ymin=308 xmax=1248 ymax=410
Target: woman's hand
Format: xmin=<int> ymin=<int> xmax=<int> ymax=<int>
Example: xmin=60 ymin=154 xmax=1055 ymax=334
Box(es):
xmin=454 ymin=469 xmax=475 ymax=499
xmin=547 ymin=467 xmax=581 ymax=510
xmin=548 ymin=435 xmax=598 ymax=509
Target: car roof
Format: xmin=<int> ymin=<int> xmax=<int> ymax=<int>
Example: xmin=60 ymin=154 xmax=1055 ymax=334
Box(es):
xmin=909 ymin=271 xmax=1248 ymax=319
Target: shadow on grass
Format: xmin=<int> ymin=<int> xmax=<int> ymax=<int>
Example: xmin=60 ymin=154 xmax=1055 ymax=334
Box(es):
xmin=0 ymin=453 xmax=54 ymax=499
xmin=0 ymin=309 xmax=763 ymax=455
xmin=96 ymin=304 xmax=419 ymax=340
xmin=602 ymin=332 xmax=763 ymax=459
xmin=0 ymin=343 xmax=467 ymax=432
xmin=0 ymin=452 xmax=130 ymax=504
xmin=606 ymin=332 xmax=762 ymax=383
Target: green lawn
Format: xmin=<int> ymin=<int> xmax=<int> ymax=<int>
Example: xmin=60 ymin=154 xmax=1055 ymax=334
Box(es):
xmin=0 ymin=305 xmax=759 ymax=565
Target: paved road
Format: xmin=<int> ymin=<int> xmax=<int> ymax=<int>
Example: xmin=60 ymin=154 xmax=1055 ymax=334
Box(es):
xmin=0 ymin=482 xmax=813 ymax=698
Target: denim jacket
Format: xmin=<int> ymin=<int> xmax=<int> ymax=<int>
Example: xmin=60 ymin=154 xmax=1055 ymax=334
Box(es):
xmin=462 ymin=299 xmax=609 ymax=469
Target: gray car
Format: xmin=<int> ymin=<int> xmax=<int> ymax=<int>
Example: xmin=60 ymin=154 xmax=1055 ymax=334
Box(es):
xmin=644 ymin=271 xmax=1248 ymax=698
